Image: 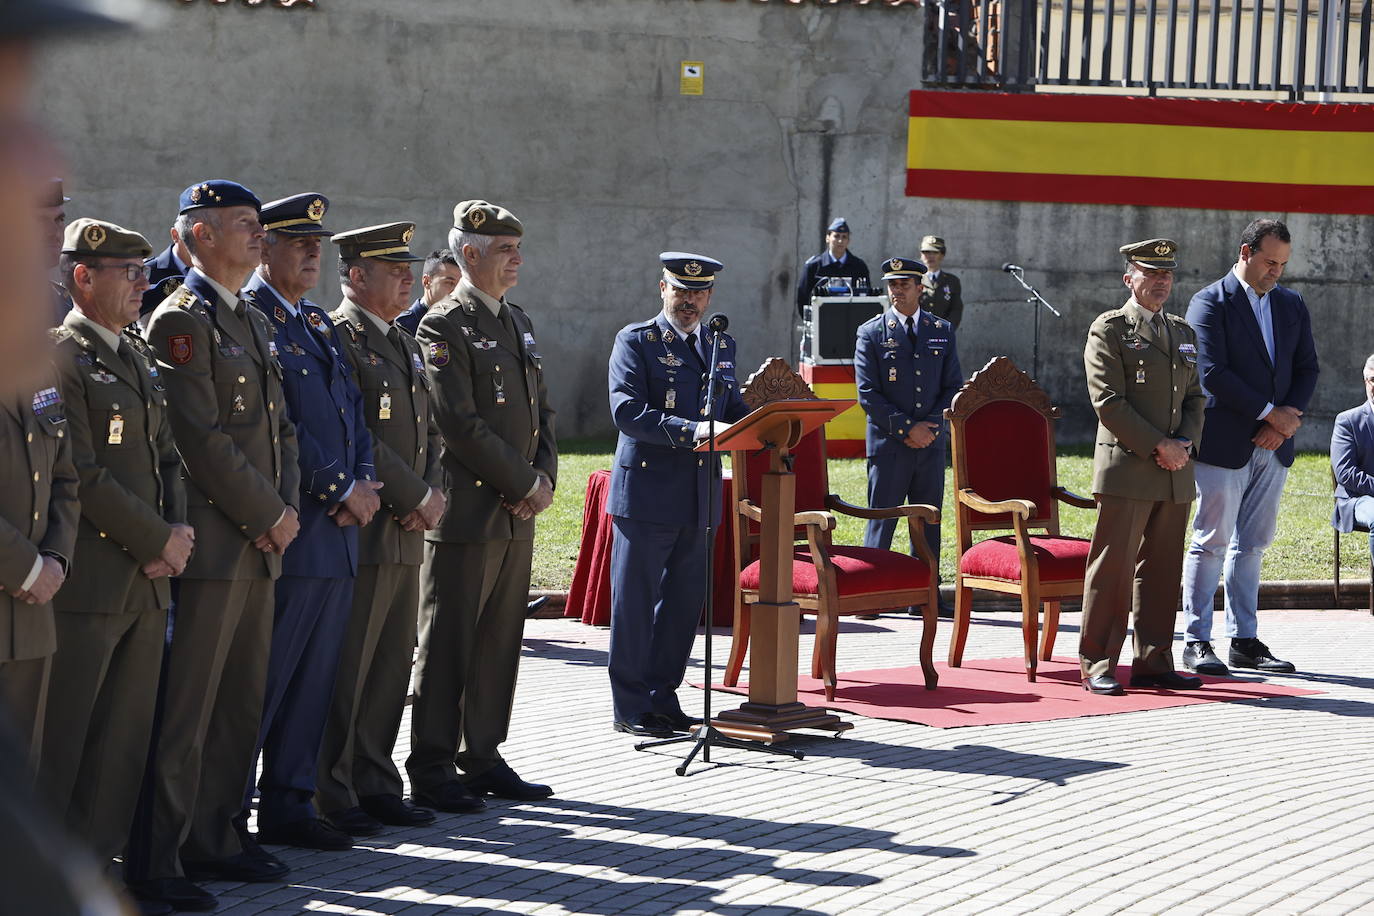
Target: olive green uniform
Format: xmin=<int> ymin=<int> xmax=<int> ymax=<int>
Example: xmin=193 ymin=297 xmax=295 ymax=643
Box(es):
xmin=1080 ymin=300 xmax=1204 ymax=678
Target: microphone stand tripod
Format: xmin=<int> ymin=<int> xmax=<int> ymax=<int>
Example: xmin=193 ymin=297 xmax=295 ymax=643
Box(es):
xmin=1003 ymin=266 xmax=1062 ymax=382
xmin=636 ymin=320 xmax=803 ymax=775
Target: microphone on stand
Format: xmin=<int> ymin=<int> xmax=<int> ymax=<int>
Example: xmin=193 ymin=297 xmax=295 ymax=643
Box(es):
xmin=1001 ymin=263 xmax=1024 ymax=273
xmin=707 ymin=313 xmax=730 ymax=333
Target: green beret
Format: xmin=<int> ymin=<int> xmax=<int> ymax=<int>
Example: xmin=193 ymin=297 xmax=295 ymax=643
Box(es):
xmin=62 ymin=218 xmax=152 ymax=259
xmin=1120 ymin=238 xmax=1179 ymax=270
xmin=454 ymin=199 xmax=524 ymax=237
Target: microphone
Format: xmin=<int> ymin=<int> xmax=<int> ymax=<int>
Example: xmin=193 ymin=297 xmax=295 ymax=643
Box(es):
xmin=1001 ymin=263 xmax=1024 ymax=273
xmin=707 ymin=313 xmax=729 ymax=333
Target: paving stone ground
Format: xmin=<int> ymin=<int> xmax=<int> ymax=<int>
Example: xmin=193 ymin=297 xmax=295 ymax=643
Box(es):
xmin=215 ymin=607 xmax=1374 ymax=915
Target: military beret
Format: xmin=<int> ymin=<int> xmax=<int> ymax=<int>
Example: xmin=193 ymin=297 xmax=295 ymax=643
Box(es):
xmin=178 ymin=180 xmax=261 ymax=214
xmin=660 ymin=251 xmax=723 ymax=291
xmin=454 ymin=200 xmax=524 ymax=237
xmin=880 ymin=256 xmax=928 ymax=281
xmin=920 ymin=235 xmax=947 ymax=253
xmin=331 ymin=222 xmax=423 ymax=263
xmin=260 ymin=192 xmax=331 ymax=236
xmin=828 ymin=218 xmax=850 ymax=233
xmin=1120 ymin=238 xmax=1179 ymax=271
xmin=62 ymin=218 xmax=152 ymax=259
xmin=2 ymin=0 xmax=144 ymax=36
xmin=44 ymin=178 xmax=70 ymax=208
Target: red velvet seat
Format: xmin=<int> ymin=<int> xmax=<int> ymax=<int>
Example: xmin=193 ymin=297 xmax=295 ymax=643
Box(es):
xmin=724 ymin=358 xmax=940 ymax=701
xmin=945 ymin=357 xmax=1096 ymax=681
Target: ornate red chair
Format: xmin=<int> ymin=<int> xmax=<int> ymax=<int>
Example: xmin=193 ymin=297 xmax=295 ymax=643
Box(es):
xmin=944 ymin=357 xmax=1095 ymax=681
xmin=723 ymin=358 xmax=940 ymax=701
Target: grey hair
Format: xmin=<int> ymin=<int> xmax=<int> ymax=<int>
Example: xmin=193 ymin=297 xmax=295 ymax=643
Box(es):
xmin=175 ymin=209 xmax=221 ymax=256
xmin=1363 ymin=354 xmax=1374 ymax=378
xmin=447 ymin=228 xmax=494 ymax=261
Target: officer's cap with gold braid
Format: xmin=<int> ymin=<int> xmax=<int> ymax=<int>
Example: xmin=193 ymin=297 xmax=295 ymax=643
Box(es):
xmin=178 ymin=179 xmax=261 ymax=215
xmin=880 ymin=256 xmax=928 ymax=281
xmin=260 ymin=193 xmax=332 ymax=237
xmin=1120 ymin=238 xmax=1179 ymax=271
xmin=660 ymin=252 xmax=723 ymax=291
xmin=330 ymin=223 xmax=423 ymax=263
xmin=62 ymin=218 xmax=152 ymax=259
xmin=454 ymin=200 xmax=524 ymax=237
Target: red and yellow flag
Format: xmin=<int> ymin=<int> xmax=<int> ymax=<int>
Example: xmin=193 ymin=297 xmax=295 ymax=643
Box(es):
xmin=907 ymin=90 xmax=1374 ymax=215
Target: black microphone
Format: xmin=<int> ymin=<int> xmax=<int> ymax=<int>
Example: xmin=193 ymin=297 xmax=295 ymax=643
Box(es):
xmin=1001 ymin=263 xmax=1023 ymax=273
xmin=707 ymin=313 xmax=729 ymax=333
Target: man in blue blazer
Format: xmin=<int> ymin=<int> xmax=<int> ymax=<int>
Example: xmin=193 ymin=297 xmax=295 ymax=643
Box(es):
xmin=1331 ymin=357 xmax=1374 ymax=564
xmin=854 ymin=256 xmax=962 ymax=613
xmin=606 ymin=252 xmax=750 ymax=738
xmin=1182 ymin=219 xmax=1318 ymax=676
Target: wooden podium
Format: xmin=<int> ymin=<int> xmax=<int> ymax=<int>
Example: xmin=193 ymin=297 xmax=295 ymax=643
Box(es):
xmin=696 ymin=398 xmax=855 ymax=743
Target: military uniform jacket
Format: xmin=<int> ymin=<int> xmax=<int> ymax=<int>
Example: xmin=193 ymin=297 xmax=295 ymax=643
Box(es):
xmin=855 ymin=307 xmax=962 ymax=459
xmin=245 ymin=276 xmax=374 ymax=579
xmin=141 ymin=244 xmax=185 ymax=321
xmin=796 ymin=250 xmax=872 ymax=311
xmin=52 ymin=311 xmax=186 ymax=613
xmin=147 ymin=269 xmax=300 ymax=581
xmin=607 ymin=314 xmax=749 ymax=530
xmin=331 ymin=298 xmax=442 ymax=567
xmin=0 ymin=378 xmax=79 ymax=660
xmin=416 ymin=286 xmax=557 ymax=544
xmin=922 ymin=270 xmax=964 ymax=329
xmin=1084 ymin=299 xmax=1205 ymax=504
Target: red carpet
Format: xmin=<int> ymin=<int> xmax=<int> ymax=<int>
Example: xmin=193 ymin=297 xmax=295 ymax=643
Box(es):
xmin=701 ymin=657 xmax=1323 ymax=728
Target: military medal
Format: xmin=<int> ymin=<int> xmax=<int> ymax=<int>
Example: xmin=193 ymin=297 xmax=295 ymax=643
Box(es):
xmin=888 ymin=367 xmax=897 ymax=382
xmin=233 ymin=393 xmax=246 ymax=413
xmin=379 ymin=392 xmax=392 ymax=420
xmin=108 ymin=414 xmax=124 ymax=444
xmin=666 ymin=389 xmax=677 ymax=409
xmin=494 ymin=367 xmax=506 ymax=405
xmin=1136 ymin=368 xmax=1146 ymax=384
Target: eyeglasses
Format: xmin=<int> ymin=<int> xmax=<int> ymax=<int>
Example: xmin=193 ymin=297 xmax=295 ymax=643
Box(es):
xmin=85 ymin=263 xmax=151 ymax=282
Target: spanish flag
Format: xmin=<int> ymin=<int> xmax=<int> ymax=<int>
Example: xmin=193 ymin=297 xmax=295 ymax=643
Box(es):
xmin=907 ymin=90 xmax=1374 ymax=215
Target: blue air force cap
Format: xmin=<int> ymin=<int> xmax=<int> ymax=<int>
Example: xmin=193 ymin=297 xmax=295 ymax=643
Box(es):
xmin=3 ymin=0 xmax=146 ymax=36
xmin=260 ymin=193 xmax=331 ymax=236
xmin=828 ymin=218 xmax=851 ymax=233
xmin=880 ymin=256 xmax=928 ymax=281
xmin=660 ymin=252 xmax=723 ymax=290
xmin=178 ymin=180 xmax=261 ymax=215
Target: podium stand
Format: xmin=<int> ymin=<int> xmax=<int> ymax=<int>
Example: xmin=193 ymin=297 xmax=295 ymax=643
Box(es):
xmin=700 ymin=399 xmax=856 ymax=743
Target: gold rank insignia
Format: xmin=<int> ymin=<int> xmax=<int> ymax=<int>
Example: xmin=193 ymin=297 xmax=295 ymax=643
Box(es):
xmin=190 ymin=186 xmax=201 ymax=203
xmin=1154 ymin=241 xmax=1172 ymax=256
xmin=646 ymin=330 xmax=656 ymax=342
xmin=401 ymin=225 xmax=414 ymax=244
xmin=685 ymin=261 xmax=703 ymax=276
xmin=307 ymin=198 xmax=326 ymax=221
xmin=470 ymin=208 xmax=487 ymax=229
xmin=84 ymin=224 xmax=106 ymax=249
xmin=888 ymin=258 xmax=902 ymax=272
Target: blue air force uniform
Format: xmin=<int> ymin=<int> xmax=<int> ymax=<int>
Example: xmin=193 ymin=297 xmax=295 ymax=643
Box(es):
xmin=241 ymin=193 xmax=375 ymax=833
xmin=142 ymin=243 xmax=187 ymax=321
xmin=855 ymin=257 xmax=963 ymax=565
xmin=607 ymin=254 xmax=749 ymax=729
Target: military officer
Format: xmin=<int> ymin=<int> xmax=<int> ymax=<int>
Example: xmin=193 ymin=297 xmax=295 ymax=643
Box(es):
xmin=241 ymin=193 xmax=380 ymax=853
xmin=141 ymin=225 xmax=189 ymax=323
xmin=1079 ymin=239 xmax=1205 ymax=696
xmin=796 ymin=217 xmax=872 ymax=315
xmin=854 ymin=257 xmax=962 ymax=613
xmin=40 ymin=178 xmax=72 ymax=325
xmin=606 ymin=252 xmax=749 ymax=738
xmin=131 ymin=180 xmax=301 ymax=913
xmin=396 ymin=248 xmax=461 ymax=336
xmin=409 ymin=199 xmax=557 ymax=808
xmin=43 ymin=219 xmax=192 ymax=875
xmin=320 ymin=223 xmax=444 ymax=835
xmin=918 ymin=235 xmax=964 ymax=330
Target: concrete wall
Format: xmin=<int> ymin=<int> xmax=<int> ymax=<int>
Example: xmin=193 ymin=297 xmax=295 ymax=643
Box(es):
xmin=36 ymin=0 xmax=1368 ymax=446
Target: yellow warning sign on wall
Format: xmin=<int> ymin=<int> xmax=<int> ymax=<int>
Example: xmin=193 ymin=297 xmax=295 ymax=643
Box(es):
xmin=680 ymin=61 xmax=704 ymax=96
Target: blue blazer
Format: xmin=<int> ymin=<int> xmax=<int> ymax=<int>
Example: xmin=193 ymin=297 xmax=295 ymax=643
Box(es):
xmin=244 ymin=274 xmax=374 ymax=578
xmin=1332 ymin=402 xmax=1374 ymax=532
xmin=141 ymin=244 xmax=186 ymax=319
xmin=1185 ymin=272 xmax=1319 ymax=469
xmin=855 ymin=307 xmax=962 ymax=460
xmin=395 ymin=297 xmax=426 ymax=337
xmin=607 ymin=314 xmax=749 ymax=530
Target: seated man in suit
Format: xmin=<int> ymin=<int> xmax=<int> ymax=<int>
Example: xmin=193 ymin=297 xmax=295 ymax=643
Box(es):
xmin=1332 ymin=355 xmax=1374 ymax=562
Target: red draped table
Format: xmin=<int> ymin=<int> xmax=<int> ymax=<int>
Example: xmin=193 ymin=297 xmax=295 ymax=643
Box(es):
xmin=564 ymin=469 xmax=735 ymax=627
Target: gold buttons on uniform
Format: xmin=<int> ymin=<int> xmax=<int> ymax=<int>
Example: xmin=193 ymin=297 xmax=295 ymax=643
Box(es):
xmin=26 ymin=433 xmax=32 ymax=442
xmin=476 ymin=480 xmax=482 ymax=486
xmin=238 ymin=376 xmax=246 ymax=383
xmin=269 ymin=402 xmax=274 ymax=410
xmin=99 ymin=532 xmax=107 ymax=538
xmin=112 ymin=402 xmax=120 ymax=410
xmin=33 ymin=512 xmax=39 ymax=520
xmin=33 ymin=472 xmax=39 ymax=481
xmin=641 ymin=461 xmax=647 ymax=468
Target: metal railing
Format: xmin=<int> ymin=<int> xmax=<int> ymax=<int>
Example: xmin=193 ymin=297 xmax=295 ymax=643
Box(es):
xmin=925 ymin=0 xmax=1374 ymax=98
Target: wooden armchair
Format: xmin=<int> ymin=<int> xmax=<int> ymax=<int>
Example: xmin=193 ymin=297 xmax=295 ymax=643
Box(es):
xmin=723 ymin=358 xmax=940 ymax=701
xmin=944 ymin=357 xmax=1096 ymax=681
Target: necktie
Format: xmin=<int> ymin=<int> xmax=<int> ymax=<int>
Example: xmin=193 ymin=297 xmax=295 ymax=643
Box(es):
xmin=905 ymin=316 xmax=918 ymax=350
xmin=498 ymin=304 xmax=519 ymax=345
xmin=115 ymin=339 xmax=143 ymax=381
xmin=686 ymin=332 xmax=707 ymax=373
xmin=387 ymin=325 xmax=404 ymax=351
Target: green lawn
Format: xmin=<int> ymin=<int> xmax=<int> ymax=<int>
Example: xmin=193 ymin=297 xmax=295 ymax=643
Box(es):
xmin=532 ymin=440 xmax=1361 ymax=589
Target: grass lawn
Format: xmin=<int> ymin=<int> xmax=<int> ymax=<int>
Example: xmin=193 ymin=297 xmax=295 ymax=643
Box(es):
xmin=532 ymin=440 xmax=1361 ymax=590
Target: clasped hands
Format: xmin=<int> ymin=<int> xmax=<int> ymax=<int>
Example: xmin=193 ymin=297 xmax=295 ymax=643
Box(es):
xmin=1253 ymin=405 xmax=1302 ymax=451
xmin=503 ymin=473 xmax=554 ymax=522
xmin=903 ymin=422 xmax=940 ymax=449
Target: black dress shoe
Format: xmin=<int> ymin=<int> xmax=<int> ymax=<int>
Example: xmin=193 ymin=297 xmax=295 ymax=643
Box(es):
xmin=1230 ymin=637 xmax=1296 ymax=673
xmin=1129 ymin=670 xmax=1204 ymax=689
xmin=1082 ymin=674 xmax=1126 ymax=696
xmin=324 ymin=805 xmax=386 ymax=837
xmin=360 ymin=793 xmax=437 ymax=827
xmin=1182 ymin=640 xmax=1229 ymax=675
xmin=127 ymin=877 xmax=216 ymax=912
xmin=257 ymin=817 xmax=353 ymax=851
xmin=182 ymin=850 xmax=290 ymax=883
xmin=463 ymin=761 xmax=554 ymax=800
xmin=655 ymin=710 xmax=703 ymax=732
xmin=134 ymin=898 xmax=174 ymax=916
xmin=613 ymin=714 xmax=674 ymax=738
xmin=233 ymin=819 xmax=284 ymax=870
xmin=412 ymin=780 xmax=487 ymax=813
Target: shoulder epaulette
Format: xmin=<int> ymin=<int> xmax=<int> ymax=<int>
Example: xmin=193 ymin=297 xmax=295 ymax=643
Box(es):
xmin=172 ymin=286 xmax=198 ymax=311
